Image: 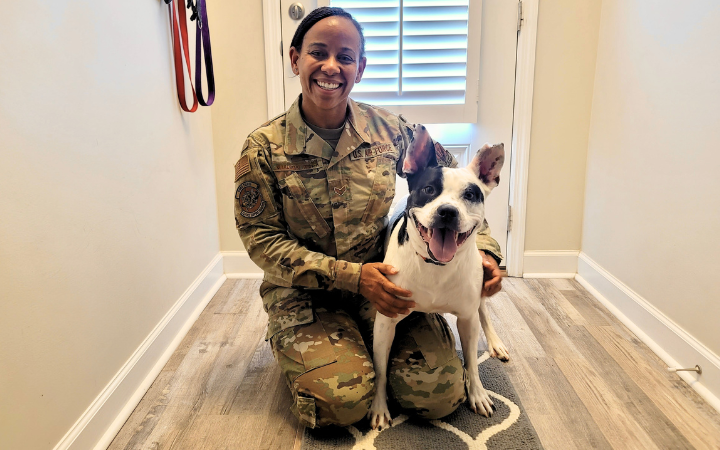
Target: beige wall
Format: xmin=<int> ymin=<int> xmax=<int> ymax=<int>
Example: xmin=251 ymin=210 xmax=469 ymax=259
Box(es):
xmin=583 ymin=0 xmax=720 ymax=354
xmin=0 ymin=2 xmax=219 ymax=449
xmin=209 ymin=0 xmax=268 ymax=252
xmin=524 ymin=0 xmax=603 ymax=251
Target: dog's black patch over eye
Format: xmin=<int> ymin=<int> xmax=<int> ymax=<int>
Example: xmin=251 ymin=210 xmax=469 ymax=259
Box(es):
xmin=401 ymin=166 xmax=443 ymax=246
xmin=407 ymin=167 xmax=443 ymax=210
xmin=462 ymin=184 xmax=484 ymax=204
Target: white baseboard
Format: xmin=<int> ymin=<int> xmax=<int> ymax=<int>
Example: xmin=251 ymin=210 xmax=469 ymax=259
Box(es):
xmin=576 ymin=252 xmax=720 ymax=413
xmin=523 ymin=272 xmax=578 ymax=279
xmin=222 ymin=251 xmax=263 ymax=278
xmin=224 ymin=250 xmax=581 ymax=279
xmin=53 ymin=254 xmax=226 ymax=450
xmin=522 ymin=250 xmax=579 ymax=278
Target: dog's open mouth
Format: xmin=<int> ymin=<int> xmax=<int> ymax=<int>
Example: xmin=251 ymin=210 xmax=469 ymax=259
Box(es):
xmin=413 ymin=216 xmax=475 ymax=263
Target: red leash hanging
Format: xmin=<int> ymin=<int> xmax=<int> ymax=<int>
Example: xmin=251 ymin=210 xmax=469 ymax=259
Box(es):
xmin=167 ymin=0 xmax=198 ymax=112
xmin=166 ymin=0 xmax=216 ymax=112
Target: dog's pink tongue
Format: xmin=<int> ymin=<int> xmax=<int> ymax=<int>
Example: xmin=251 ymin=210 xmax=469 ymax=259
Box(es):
xmin=429 ymin=229 xmax=458 ymax=262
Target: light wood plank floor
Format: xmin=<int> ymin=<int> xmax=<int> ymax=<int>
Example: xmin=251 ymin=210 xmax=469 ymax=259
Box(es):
xmin=108 ymin=278 xmax=720 ymax=449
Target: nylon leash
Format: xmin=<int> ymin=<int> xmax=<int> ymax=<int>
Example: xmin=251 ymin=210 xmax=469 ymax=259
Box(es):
xmin=167 ymin=0 xmax=198 ymax=112
xmin=194 ymin=0 xmax=215 ymax=106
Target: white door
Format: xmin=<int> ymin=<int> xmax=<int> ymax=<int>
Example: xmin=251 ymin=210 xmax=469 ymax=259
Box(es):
xmin=281 ymin=0 xmax=322 ymax=107
xmin=280 ymin=0 xmax=518 ymax=266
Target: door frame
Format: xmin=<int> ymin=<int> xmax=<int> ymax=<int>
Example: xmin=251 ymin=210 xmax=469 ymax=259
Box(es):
xmin=261 ymin=0 xmax=538 ymax=277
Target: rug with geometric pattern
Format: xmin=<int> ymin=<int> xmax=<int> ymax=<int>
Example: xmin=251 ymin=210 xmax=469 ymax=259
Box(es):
xmin=303 ymin=352 xmax=543 ymax=450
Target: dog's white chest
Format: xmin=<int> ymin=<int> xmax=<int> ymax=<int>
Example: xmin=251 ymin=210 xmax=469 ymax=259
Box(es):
xmin=387 ymin=262 xmax=483 ymax=317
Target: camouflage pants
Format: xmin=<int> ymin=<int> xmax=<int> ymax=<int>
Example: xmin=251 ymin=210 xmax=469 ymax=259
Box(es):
xmin=261 ymin=282 xmax=467 ymax=429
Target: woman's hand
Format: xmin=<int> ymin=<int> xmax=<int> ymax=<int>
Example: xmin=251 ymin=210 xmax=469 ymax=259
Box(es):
xmin=359 ymin=263 xmax=415 ymax=318
xmin=480 ymin=251 xmax=502 ymax=297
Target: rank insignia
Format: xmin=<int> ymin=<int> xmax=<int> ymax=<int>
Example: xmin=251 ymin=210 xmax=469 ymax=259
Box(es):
xmin=236 ymin=181 xmax=266 ymax=218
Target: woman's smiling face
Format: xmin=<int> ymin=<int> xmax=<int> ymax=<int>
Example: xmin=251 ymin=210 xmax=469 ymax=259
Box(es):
xmin=289 ymin=16 xmax=366 ymax=128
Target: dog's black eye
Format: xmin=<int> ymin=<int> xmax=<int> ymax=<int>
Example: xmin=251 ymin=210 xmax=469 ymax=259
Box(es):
xmin=423 ymin=186 xmax=435 ymax=195
xmin=463 ymin=191 xmax=475 ymax=201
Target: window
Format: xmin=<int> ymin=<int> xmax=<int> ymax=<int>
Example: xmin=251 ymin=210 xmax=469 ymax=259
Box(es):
xmin=329 ymin=0 xmax=482 ymax=123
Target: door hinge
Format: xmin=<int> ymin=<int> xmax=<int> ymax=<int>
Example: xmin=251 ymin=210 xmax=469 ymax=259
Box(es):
xmin=280 ymin=40 xmax=283 ymax=57
xmin=517 ymin=1 xmax=524 ymax=32
xmin=507 ymin=206 xmax=513 ymax=231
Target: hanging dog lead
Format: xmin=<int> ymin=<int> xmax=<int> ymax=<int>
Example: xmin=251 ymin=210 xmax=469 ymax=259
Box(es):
xmin=166 ymin=0 xmax=198 ymax=112
xmin=194 ymin=0 xmax=215 ymax=106
xmin=165 ymin=0 xmax=215 ymax=111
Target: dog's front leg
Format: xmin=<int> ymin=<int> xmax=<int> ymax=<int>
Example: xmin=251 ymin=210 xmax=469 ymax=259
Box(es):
xmin=457 ymin=315 xmax=494 ymax=416
xmin=479 ymin=297 xmax=509 ymax=361
xmin=368 ymin=313 xmax=403 ymax=430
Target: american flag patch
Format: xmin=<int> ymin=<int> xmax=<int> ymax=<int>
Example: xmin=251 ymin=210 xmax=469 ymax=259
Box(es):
xmin=235 ymin=156 xmax=250 ymax=181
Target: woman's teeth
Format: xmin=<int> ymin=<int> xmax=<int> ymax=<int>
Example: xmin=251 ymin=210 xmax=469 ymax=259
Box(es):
xmin=317 ymin=80 xmax=340 ymax=90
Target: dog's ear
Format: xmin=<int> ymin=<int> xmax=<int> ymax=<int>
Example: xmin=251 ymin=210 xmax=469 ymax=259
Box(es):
xmin=402 ymin=124 xmax=437 ymax=175
xmin=468 ymin=143 xmax=505 ymax=189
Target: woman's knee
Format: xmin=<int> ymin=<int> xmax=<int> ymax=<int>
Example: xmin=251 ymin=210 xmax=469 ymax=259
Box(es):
xmin=385 ymin=311 xmax=466 ymax=419
xmin=389 ymin=355 xmax=466 ymax=419
xmin=294 ymin=361 xmax=375 ymax=428
xmin=271 ymin=307 xmax=375 ymax=428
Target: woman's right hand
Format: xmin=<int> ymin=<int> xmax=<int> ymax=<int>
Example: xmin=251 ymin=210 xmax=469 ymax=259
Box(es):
xmin=359 ymin=263 xmax=414 ymax=318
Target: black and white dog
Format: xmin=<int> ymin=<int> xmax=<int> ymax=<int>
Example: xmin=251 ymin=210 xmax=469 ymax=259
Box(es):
xmin=369 ymin=126 xmax=507 ymax=430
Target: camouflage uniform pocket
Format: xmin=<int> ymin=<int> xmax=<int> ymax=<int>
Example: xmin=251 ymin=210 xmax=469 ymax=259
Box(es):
xmin=291 ymin=394 xmax=317 ymax=428
xmin=409 ymin=313 xmax=458 ymax=370
xmin=278 ymin=173 xmax=332 ymax=239
xmin=270 ymin=312 xmax=339 ymax=383
xmin=263 ymin=285 xmax=314 ymax=340
xmin=361 ymin=156 xmax=396 ymax=224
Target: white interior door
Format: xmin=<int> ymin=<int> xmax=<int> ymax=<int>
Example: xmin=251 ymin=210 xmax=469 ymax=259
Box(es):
xmin=425 ymin=0 xmax=518 ymax=266
xmin=280 ymin=0 xmax=518 ymax=266
xmin=281 ymin=0 xmax=328 ymax=106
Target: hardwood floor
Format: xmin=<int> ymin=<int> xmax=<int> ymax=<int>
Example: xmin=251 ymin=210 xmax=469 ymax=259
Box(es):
xmin=108 ymin=278 xmax=720 ymax=449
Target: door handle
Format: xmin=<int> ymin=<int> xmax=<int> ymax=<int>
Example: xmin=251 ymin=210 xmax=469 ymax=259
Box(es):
xmin=289 ymin=3 xmax=305 ymax=20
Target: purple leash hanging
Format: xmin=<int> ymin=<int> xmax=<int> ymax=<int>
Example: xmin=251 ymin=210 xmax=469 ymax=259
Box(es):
xmin=194 ymin=0 xmax=215 ymax=106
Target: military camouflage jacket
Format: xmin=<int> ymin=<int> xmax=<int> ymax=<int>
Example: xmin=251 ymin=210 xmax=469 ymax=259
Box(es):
xmin=234 ymin=96 xmax=502 ymax=294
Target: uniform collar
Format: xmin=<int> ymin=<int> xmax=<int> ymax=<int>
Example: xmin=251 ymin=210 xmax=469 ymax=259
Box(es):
xmin=283 ymin=96 xmax=370 ymax=164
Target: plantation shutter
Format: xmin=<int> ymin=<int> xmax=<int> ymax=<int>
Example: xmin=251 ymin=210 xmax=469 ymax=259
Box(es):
xmin=328 ymin=0 xmax=481 ymax=123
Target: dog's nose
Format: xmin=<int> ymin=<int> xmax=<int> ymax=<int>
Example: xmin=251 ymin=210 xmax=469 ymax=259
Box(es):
xmin=437 ymin=205 xmax=459 ymax=221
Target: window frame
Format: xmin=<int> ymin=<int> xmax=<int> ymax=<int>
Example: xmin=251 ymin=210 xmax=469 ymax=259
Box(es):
xmin=320 ymin=0 xmax=482 ymax=124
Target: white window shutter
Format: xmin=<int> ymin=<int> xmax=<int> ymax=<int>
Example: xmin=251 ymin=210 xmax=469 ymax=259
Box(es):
xmin=330 ymin=0 xmax=481 ymax=123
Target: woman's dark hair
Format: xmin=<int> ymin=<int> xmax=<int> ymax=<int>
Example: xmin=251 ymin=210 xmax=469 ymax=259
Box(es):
xmin=290 ymin=7 xmax=366 ymax=58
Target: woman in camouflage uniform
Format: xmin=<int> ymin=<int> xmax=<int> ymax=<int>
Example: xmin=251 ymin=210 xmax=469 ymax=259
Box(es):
xmin=234 ymin=7 xmax=503 ymax=429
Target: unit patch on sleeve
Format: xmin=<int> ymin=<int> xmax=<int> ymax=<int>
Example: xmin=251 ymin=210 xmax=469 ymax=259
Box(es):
xmin=235 ymin=181 xmax=266 ymax=218
xmin=235 ymin=155 xmax=251 ymax=182
xmin=349 ymin=143 xmax=397 ymax=161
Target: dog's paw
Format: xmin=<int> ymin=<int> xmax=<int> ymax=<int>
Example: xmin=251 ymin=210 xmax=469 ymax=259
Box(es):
xmin=368 ymin=406 xmax=393 ymax=430
xmin=368 ymin=396 xmax=393 ymax=430
xmin=467 ymin=385 xmax=494 ymax=417
xmin=488 ymin=338 xmax=510 ymax=362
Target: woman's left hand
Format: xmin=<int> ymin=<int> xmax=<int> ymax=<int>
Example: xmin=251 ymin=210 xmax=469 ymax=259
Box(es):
xmin=480 ymin=251 xmax=502 ymax=297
